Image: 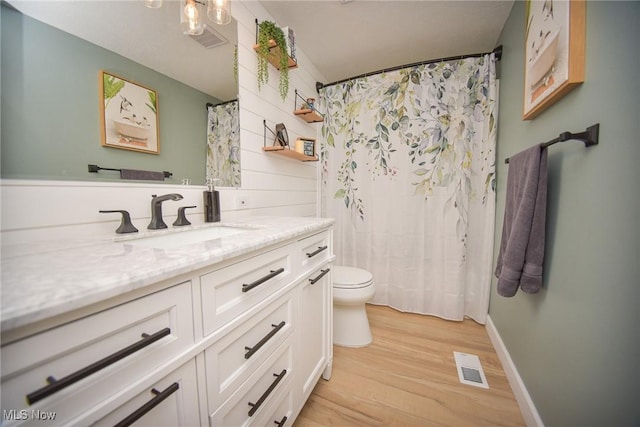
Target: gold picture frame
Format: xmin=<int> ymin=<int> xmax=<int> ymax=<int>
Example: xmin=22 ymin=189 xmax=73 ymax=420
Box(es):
xmin=523 ymin=0 xmax=585 ymax=120
xmin=99 ymin=71 xmax=160 ymax=154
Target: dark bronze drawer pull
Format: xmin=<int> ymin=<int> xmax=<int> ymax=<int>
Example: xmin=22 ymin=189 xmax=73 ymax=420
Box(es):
xmin=242 ymin=268 xmax=285 ymax=293
xmin=245 ymin=321 xmax=286 ymax=359
xmin=114 ymin=382 xmax=180 ymax=427
xmin=309 ymin=268 xmax=330 ymax=285
xmin=26 ymin=327 xmax=171 ymax=405
xmin=275 ymin=415 xmax=288 ymax=426
xmin=306 ymin=245 xmax=328 ymax=258
xmin=248 ymin=369 xmax=287 ymax=417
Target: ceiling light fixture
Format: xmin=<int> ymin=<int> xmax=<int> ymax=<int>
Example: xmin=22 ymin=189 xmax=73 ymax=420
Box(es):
xmin=181 ymin=0 xmax=204 ymax=35
xmin=207 ymin=0 xmax=231 ymax=26
xmin=144 ymin=0 xmax=163 ymax=8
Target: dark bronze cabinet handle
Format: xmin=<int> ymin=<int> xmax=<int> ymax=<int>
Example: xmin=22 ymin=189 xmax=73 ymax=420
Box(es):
xmin=248 ymin=369 xmax=287 ymax=416
xmin=309 ymin=268 xmax=330 ymax=285
xmin=26 ymin=327 xmax=171 ymax=405
xmin=114 ymin=382 xmax=180 ymax=427
xmin=242 ymin=268 xmax=285 ymax=293
xmin=245 ymin=321 xmax=286 ymax=359
xmin=274 ymin=415 xmax=288 ymax=426
xmin=306 ymin=246 xmax=328 ymax=258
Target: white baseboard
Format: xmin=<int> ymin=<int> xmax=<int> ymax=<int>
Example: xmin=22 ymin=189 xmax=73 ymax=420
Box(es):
xmin=486 ymin=315 xmax=545 ymax=427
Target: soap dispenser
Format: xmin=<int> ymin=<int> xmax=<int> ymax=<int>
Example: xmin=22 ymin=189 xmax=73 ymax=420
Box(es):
xmin=203 ymin=178 xmax=221 ymax=222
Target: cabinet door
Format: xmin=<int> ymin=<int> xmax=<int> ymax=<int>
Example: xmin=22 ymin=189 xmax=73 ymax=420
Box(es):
xmin=89 ymin=359 xmax=200 ymax=427
xmin=298 ymin=265 xmax=331 ymax=399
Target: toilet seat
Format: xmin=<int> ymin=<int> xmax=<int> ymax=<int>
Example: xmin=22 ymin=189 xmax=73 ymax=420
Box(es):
xmin=333 ymin=266 xmax=373 ymax=289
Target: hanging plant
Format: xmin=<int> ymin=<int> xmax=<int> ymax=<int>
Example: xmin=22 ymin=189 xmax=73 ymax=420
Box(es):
xmin=256 ymin=20 xmax=289 ymax=101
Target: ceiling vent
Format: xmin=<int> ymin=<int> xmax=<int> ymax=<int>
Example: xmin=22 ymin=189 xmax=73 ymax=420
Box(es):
xmin=189 ymin=25 xmax=228 ymax=49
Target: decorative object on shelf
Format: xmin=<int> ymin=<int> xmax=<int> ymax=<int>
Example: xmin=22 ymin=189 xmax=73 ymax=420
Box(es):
xmin=295 ymin=138 xmax=315 ymax=157
xmin=294 ymin=89 xmax=323 ymax=123
xmin=275 ymin=123 xmax=289 ymax=147
xmin=523 ymin=0 xmax=585 ymax=120
xmin=262 ymin=120 xmax=317 ymax=162
xmin=255 ymin=19 xmax=293 ymax=101
xmin=100 ymin=71 xmax=160 ymax=154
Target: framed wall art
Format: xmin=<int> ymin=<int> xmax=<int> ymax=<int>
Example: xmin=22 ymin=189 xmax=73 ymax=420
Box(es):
xmin=523 ymin=0 xmax=585 ymax=120
xmin=100 ymin=70 xmax=160 ymax=154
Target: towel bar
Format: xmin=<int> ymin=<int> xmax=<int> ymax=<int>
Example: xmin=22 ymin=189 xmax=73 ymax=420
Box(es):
xmin=505 ymin=123 xmax=599 ymax=164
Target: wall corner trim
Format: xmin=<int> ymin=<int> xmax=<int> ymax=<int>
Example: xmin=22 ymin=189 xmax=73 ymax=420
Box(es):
xmin=486 ymin=315 xmax=545 ymax=427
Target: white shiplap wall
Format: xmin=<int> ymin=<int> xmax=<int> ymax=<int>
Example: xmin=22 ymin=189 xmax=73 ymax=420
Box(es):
xmin=234 ymin=0 xmax=325 ymax=217
xmin=0 ymin=1 xmax=327 ymax=244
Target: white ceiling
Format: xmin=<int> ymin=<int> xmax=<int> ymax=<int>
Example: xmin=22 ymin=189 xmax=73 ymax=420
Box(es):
xmin=261 ymin=0 xmax=514 ymax=84
xmin=7 ymin=0 xmax=239 ymax=101
xmin=7 ymin=0 xmax=513 ymax=97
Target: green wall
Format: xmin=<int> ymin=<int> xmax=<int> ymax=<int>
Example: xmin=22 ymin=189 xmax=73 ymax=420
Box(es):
xmin=1 ymin=4 xmax=219 ymax=184
xmin=490 ymin=2 xmax=639 ymax=426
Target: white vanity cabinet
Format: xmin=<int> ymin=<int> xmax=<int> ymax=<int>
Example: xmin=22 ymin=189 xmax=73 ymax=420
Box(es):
xmin=0 ymin=222 xmax=333 ymax=427
xmin=0 ymin=281 xmax=194 ymax=427
xmin=88 ymin=359 xmax=201 ymax=427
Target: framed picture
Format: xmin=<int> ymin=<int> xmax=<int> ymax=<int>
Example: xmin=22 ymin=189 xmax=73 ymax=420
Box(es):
xmin=523 ymin=0 xmax=585 ymax=120
xmin=303 ymin=139 xmax=315 ymax=157
xmin=100 ymin=70 xmax=160 ymax=154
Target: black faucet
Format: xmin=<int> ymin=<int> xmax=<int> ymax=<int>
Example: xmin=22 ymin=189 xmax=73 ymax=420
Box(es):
xmin=148 ymin=193 xmax=183 ymax=230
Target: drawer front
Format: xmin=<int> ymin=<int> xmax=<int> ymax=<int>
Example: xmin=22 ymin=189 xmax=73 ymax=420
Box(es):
xmin=0 ymin=282 xmax=193 ymax=426
xmin=254 ymin=389 xmax=294 ymax=427
xmin=200 ymin=244 xmax=293 ymax=336
xmin=87 ymin=359 xmax=200 ymax=427
xmin=210 ymin=341 xmax=293 ymax=426
xmin=205 ymin=293 xmax=295 ymax=409
xmin=297 ymin=230 xmax=332 ymax=273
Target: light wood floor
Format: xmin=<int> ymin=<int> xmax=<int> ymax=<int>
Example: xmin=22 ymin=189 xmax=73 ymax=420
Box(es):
xmin=294 ymin=304 xmax=525 ymax=427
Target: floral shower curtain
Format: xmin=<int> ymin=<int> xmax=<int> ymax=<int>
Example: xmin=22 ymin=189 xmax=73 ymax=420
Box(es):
xmin=207 ymin=100 xmax=241 ymax=187
xmin=320 ymin=55 xmax=497 ymax=323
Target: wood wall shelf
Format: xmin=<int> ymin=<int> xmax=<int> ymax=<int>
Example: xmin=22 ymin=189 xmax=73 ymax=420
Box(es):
xmin=262 ymin=146 xmax=318 ymax=162
xmin=253 ymin=40 xmax=298 ymax=70
xmin=294 ymin=108 xmax=323 ymax=123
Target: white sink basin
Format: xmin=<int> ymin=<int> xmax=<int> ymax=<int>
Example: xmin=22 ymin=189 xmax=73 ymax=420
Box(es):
xmin=120 ymin=225 xmax=253 ymax=249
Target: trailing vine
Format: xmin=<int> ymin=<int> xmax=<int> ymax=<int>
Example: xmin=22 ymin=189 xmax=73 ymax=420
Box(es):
xmin=256 ymin=20 xmax=289 ymax=100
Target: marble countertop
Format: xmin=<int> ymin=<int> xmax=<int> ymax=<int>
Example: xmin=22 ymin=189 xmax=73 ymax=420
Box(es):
xmin=0 ymin=216 xmax=334 ymax=333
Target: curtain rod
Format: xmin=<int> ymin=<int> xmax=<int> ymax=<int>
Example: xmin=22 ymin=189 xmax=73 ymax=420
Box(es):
xmin=316 ymin=45 xmax=502 ymax=92
xmin=206 ymin=99 xmax=238 ymax=108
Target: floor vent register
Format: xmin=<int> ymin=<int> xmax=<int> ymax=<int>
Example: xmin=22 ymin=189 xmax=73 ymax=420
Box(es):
xmin=454 ymin=351 xmax=489 ymax=389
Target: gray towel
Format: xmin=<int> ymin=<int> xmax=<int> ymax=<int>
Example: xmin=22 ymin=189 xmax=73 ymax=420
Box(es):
xmin=495 ymin=144 xmax=548 ymax=297
xmin=120 ymin=169 xmax=165 ymax=181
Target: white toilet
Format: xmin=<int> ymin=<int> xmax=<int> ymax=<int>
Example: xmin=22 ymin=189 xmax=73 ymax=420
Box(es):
xmin=332 ymin=266 xmax=376 ymax=347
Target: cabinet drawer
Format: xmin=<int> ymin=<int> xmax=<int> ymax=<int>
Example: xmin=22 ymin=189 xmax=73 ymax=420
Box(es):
xmin=204 ymin=293 xmax=295 ymax=409
xmin=0 ymin=282 xmax=193 ymax=426
xmin=210 ymin=341 xmax=293 ymax=426
xmin=87 ymin=359 xmax=200 ymax=427
xmin=254 ymin=389 xmax=294 ymax=427
xmin=200 ymin=244 xmax=293 ymax=336
xmin=297 ymin=230 xmax=332 ymax=273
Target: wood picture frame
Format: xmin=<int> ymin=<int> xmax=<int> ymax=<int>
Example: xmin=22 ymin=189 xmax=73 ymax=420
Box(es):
xmin=100 ymin=70 xmax=160 ymax=154
xmin=522 ymin=0 xmax=585 ymax=120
